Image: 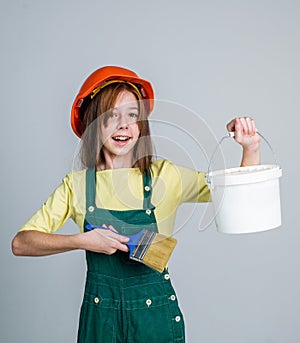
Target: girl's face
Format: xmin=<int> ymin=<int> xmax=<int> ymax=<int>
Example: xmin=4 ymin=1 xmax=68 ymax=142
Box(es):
xmin=100 ymin=90 xmax=141 ymax=166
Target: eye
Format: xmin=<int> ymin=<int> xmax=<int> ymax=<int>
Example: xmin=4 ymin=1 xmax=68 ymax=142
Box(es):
xmin=110 ymin=112 xmax=118 ymax=118
xmin=129 ymin=112 xmax=139 ymax=118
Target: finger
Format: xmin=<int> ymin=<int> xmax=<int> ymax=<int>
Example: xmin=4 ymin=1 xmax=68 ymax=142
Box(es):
xmin=245 ymin=117 xmax=255 ymax=135
xmin=108 ymin=225 xmax=118 ymax=233
xmin=105 ymin=236 xmax=129 ymax=253
xmin=234 ymin=118 xmax=242 ymax=137
xmin=226 ymin=118 xmax=236 ymax=132
xmin=108 ymin=234 xmax=129 ymax=249
xmin=244 ymin=117 xmax=253 ymax=135
xmin=249 ymin=118 xmax=257 ymax=136
xmin=115 ymin=241 xmax=129 ymax=252
xmin=235 ymin=117 xmax=252 ymax=143
xmin=104 ymin=230 xmax=129 ymax=243
xmin=102 ymin=224 xmax=108 ymax=228
xmin=239 ymin=117 xmax=250 ymax=135
xmin=253 ymin=119 xmax=257 ymax=132
xmin=113 ymin=233 xmax=130 ymax=243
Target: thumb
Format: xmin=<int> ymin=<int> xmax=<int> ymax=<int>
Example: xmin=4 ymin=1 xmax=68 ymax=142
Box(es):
xmin=234 ymin=118 xmax=243 ymax=141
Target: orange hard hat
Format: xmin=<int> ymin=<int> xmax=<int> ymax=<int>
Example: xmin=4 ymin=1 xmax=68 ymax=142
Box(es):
xmin=71 ymin=66 xmax=155 ymax=137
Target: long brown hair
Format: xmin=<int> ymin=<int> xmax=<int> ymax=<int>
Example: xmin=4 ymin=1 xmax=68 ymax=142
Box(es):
xmin=79 ymin=82 xmax=154 ymax=174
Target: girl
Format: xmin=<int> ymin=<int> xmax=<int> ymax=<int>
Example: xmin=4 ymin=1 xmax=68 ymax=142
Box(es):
xmin=12 ymin=66 xmax=260 ymax=342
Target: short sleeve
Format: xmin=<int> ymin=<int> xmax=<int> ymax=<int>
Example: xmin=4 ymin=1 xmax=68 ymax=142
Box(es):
xmin=19 ymin=174 xmax=75 ymax=233
xmin=173 ymin=164 xmax=211 ymax=203
xmin=151 ymin=160 xmax=211 ymax=205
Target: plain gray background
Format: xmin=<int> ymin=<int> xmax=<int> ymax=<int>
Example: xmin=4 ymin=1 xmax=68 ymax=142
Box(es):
xmin=1 ymin=0 xmax=299 ymax=342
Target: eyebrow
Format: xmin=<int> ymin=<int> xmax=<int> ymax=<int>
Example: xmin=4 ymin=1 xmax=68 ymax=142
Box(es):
xmin=113 ymin=106 xmax=139 ymax=111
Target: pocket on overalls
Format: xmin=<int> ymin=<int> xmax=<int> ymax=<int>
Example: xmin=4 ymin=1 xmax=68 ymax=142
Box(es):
xmin=125 ymin=294 xmax=185 ymax=343
xmin=77 ymin=292 xmax=120 ymax=343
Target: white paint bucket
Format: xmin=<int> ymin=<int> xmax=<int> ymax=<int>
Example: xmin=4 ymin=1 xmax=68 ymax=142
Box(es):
xmin=207 ymin=133 xmax=282 ymax=234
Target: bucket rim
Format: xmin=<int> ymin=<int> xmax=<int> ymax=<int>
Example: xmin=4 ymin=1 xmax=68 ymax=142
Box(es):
xmin=207 ymin=164 xmax=282 ymax=186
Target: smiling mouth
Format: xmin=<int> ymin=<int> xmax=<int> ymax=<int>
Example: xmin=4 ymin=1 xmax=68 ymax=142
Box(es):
xmin=112 ymin=135 xmax=131 ymax=142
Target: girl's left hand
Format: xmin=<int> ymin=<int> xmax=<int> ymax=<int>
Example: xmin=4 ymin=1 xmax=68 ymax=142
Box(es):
xmin=226 ymin=117 xmax=260 ymax=151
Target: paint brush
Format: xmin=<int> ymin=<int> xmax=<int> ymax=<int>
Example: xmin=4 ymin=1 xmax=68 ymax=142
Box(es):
xmin=85 ymin=224 xmax=177 ymax=273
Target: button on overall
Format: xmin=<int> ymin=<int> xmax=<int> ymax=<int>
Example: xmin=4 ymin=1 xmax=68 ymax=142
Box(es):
xmin=77 ymin=168 xmax=185 ymax=343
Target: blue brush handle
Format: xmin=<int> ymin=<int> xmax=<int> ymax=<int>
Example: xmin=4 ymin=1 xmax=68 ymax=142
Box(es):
xmin=85 ymin=224 xmax=144 ymax=257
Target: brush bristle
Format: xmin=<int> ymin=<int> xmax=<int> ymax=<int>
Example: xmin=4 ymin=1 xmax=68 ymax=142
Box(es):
xmin=142 ymin=233 xmax=177 ymax=273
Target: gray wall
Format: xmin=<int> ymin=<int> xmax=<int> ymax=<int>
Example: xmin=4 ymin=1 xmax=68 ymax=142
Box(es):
xmin=1 ymin=0 xmax=299 ymax=342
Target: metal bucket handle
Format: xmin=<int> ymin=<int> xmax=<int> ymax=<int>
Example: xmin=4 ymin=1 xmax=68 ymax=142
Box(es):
xmin=206 ymin=131 xmax=279 ymax=186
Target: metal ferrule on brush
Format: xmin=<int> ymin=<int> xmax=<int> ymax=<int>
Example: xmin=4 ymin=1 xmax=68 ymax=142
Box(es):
xmin=130 ymin=230 xmax=156 ymax=262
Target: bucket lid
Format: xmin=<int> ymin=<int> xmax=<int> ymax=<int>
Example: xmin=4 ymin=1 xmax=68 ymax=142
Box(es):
xmin=208 ymin=164 xmax=282 ymax=187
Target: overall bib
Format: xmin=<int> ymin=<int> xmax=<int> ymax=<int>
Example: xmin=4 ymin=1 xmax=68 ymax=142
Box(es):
xmin=77 ymin=168 xmax=185 ymax=343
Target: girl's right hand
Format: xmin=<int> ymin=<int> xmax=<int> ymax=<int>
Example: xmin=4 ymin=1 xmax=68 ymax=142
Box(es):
xmin=79 ymin=225 xmax=129 ymax=254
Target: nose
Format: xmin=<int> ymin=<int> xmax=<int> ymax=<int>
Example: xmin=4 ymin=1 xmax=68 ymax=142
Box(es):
xmin=117 ymin=113 xmax=129 ymax=129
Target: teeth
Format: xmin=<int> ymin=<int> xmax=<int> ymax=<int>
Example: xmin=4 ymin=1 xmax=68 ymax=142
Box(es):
xmin=113 ymin=136 xmax=130 ymax=141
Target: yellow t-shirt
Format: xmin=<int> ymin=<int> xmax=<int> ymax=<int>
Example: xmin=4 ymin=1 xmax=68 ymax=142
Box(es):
xmin=19 ymin=160 xmax=211 ymax=236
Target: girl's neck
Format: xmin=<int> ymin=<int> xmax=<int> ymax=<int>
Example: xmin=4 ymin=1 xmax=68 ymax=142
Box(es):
xmin=98 ymin=151 xmax=134 ymax=171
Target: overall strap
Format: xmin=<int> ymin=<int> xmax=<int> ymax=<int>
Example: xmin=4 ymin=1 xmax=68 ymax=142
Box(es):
xmin=143 ymin=170 xmax=154 ymax=210
xmin=85 ymin=168 xmax=96 ymax=210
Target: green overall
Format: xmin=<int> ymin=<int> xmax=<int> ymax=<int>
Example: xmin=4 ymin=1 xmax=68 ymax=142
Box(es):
xmin=77 ymin=168 xmax=185 ymax=343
